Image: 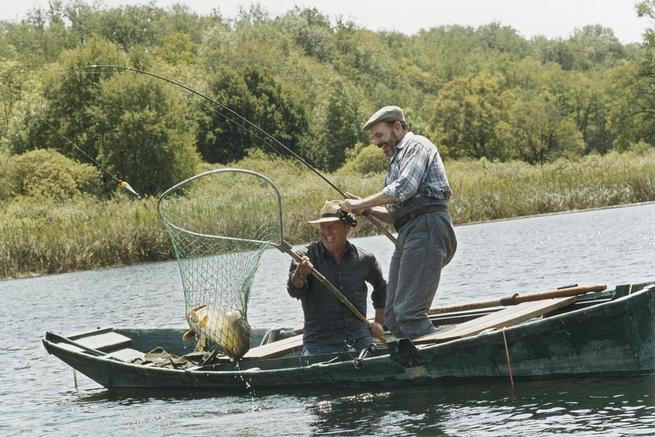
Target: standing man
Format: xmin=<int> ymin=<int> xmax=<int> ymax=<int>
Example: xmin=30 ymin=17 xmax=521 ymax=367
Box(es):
xmin=340 ymin=106 xmax=457 ymax=339
xmin=288 ymin=200 xmax=386 ymax=356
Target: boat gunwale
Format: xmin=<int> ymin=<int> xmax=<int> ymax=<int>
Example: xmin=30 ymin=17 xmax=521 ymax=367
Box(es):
xmin=42 ymin=282 xmax=655 ymax=380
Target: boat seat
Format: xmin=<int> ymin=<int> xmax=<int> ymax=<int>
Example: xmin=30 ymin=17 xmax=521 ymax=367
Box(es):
xmin=211 ymin=333 xmax=304 ymax=362
xmin=414 ymin=296 xmax=576 ymax=344
xmin=243 ymin=334 xmax=303 ymax=359
xmin=71 ymin=331 xmax=132 ymax=352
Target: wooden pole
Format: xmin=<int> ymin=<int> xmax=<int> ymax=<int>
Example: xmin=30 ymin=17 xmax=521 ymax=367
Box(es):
xmin=428 ymin=284 xmax=607 ymax=315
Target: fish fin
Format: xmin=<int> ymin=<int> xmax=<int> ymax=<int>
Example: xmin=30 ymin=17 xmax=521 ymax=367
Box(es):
xmin=182 ymin=329 xmax=195 ymax=340
xmin=196 ymin=335 xmax=206 ymax=351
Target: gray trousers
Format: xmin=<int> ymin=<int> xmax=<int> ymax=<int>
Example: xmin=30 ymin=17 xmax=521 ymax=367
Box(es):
xmin=384 ymin=211 xmax=457 ymax=339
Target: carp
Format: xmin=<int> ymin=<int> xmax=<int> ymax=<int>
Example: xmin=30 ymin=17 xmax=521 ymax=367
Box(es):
xmin=183 ymin=304 xmax=251 ymax=360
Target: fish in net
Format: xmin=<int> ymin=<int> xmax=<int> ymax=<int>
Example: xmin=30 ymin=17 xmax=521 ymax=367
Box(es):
xmin=157 ymin=169 xmax=284 ymax=360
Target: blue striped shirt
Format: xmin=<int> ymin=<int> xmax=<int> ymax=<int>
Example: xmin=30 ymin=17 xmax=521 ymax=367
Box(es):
xmin=382 ymin=132 xmax=451 ymax=215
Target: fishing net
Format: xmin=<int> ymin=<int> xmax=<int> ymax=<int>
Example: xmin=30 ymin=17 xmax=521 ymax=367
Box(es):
xmin=157 ymin=169 xmax=284 ymax=359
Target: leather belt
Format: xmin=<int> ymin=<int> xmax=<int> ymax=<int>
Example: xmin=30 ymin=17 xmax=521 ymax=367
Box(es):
xmin=393 ymin=204 xmax=448 ymax=232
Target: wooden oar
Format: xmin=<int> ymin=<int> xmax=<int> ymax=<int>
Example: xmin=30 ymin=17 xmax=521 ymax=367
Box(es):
xmin=277 ymin=241 xmax=386 ymax=342
xmin=427 ymin=284 xmax=607 ymax=315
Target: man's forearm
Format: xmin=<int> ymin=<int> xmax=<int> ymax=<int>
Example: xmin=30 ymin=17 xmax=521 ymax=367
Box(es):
xmin=340 ymin=191 xmax=396 ymax=223
xmin=358 ymin=191 xmax=396 ymax=209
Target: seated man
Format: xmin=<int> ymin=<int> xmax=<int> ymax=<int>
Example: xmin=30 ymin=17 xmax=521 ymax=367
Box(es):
xmin=287 ymin=200 xmax=386 ymax=356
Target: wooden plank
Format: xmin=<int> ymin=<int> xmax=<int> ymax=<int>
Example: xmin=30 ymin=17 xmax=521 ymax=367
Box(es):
xmin=74 ymin=332 xmax=131 ymax=352
xmin=68 ymin=327 xmax=114 ymax=340
xmin=242 ymin=334 xmax=303 ymax=359
xmin=414 ymin=296 xmax=576 ymax=345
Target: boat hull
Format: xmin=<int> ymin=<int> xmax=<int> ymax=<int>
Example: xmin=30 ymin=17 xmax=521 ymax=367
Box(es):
xmin=43 ymin=283 xmax=655 ymax=390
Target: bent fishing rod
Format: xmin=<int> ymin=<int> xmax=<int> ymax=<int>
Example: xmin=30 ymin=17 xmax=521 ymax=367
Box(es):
xmin=42 ymin=118 xmax=141 ymax=197
xmin=44 ymin=65 xmax=399 ymax=246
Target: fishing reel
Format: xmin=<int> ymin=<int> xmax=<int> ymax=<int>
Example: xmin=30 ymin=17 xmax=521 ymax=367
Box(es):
xmin=337 ymin=208 xmax=358 ymax=228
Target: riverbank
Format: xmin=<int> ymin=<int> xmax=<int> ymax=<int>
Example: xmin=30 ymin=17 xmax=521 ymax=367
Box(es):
xmin=1 ymin=150 xmax=654 ymax=279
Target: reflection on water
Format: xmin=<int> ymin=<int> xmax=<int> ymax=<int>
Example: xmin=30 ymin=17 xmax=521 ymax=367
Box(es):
xmin=303 ymin=376 xmax=655 ymax=436
xmin=1 ymin=203 xmax=654 ymax=436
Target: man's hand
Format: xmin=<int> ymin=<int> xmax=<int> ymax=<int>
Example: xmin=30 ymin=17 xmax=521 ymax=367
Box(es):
xmin=339 ymin=198 xmax=366 ymax=215
xmin=291 ymin=256 xmax=313 ymax=288
xmin=368 ymin=322 xmax=384 ymax=340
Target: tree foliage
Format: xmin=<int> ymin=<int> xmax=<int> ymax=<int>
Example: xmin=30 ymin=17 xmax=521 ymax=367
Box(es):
xmin=90 ymin=72 xmax=200 ymax=195
xmin=0 ymin=0 xmax=652 ymax=201
xmin=7 ymin=148 xmax=102 ymax=200
xmin=196 ymin=66 xmax=307 ymax=163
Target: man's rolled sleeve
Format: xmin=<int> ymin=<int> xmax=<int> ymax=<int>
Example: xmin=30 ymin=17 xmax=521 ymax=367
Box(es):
xmin=382 ymin=183 xmax=398 ymax=199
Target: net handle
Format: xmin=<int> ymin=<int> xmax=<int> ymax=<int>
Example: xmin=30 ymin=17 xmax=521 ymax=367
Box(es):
xmin=157 ymin=168 xmax=285 ymax=244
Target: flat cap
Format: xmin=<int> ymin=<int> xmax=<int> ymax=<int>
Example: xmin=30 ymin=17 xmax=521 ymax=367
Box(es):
xmin=362 ymin=105 xmax=406 ymax=130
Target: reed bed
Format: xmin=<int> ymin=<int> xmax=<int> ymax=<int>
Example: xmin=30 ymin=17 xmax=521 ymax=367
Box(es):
xmin=1 ymin=150 xmax=654 ymax=279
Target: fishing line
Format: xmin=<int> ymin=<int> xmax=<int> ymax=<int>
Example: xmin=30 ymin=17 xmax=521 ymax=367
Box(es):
xmin=44 ymin=64 xmax=344 ymax=194
xmin=41 ymin=70 xmax=143 ymax=197
xmin=43 ymin=65 xmax=398 ymax=246
xmin=42 ymin=119 xmax=118 ymax=182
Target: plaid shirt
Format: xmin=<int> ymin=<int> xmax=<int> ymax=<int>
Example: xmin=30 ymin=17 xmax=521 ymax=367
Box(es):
xmin=383 ymin=132 xmax=451 ymax=215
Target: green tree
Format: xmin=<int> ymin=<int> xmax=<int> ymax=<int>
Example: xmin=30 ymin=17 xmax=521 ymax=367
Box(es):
xmin=430 ymin=73 xmax=510 ymax=160
xmin=0 ymin=2 xmax=75 ymax=66
xmin=303 ymin=79 xmax=365 ymax=170
xmin=279 ymin=7 xmax=334 ymax=61
xmin=339 ymin=144 xmax=388 ymax=175
xmin=0 ymin=60 xmax=26 ymax=140
xmin=152 ymin=32 xmax=198 ymax=65
xmin=606 ymin=61 xmax=655 ymax=150
xmin=566 ymin=25 xmax=625 ymax=70
xmin=9 ymin=36 xmax=125 ymax=160
xmin=90 ymin=72 xmax=200 ymax=195
xmin=196 ymin=66 xmax=307 ymax=163
xmin=502 ymin=92 xmax=584 ymax=163
xmin=92 ymin=4 xmax=167 ymax=50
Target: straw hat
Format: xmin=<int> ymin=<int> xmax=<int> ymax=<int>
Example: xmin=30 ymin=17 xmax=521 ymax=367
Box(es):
xmin=308 ymin=200 xmax=343 ymax=226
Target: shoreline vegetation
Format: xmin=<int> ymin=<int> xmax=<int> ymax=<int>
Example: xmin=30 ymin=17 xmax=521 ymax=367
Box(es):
xmin=2 ymin=2 xmax=655 ymax=279
xmin=2 ymin=149 xmax=654 ymax=280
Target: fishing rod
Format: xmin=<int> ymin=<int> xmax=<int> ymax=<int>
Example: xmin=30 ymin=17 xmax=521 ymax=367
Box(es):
xmin=45 ymin=65 xmax=398 ymax=246
xmin=42 ymin=118 xmax=140 ymax=198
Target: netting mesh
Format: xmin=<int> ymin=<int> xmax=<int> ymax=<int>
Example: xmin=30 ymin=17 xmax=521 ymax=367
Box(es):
xmin=157 ymin=169 xmax=283 ymax=359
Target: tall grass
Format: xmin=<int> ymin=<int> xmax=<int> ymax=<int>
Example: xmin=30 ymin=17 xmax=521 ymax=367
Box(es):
xmin=447 ymin=151 xmax=655 ymax=222
xmin=1 ymin=150 xmax=654 ymax=279
xmin=0 ymin=196 xmax=170 ymax=278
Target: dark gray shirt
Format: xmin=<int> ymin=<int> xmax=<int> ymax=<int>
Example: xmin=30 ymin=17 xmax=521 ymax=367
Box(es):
xmin=287 ymin=241 xmax=386 ymax=346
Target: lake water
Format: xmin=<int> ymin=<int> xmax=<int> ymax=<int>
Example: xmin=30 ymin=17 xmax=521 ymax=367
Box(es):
xmin=1 ymin=203 xmax=654 ymax=436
